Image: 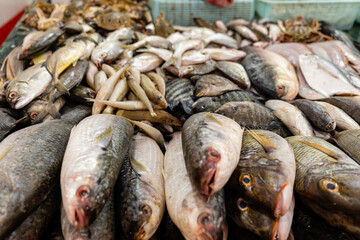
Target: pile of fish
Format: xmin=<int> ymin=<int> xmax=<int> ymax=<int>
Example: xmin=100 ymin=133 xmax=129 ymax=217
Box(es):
xmin=2 ymin=0 xmax=360 ymax=239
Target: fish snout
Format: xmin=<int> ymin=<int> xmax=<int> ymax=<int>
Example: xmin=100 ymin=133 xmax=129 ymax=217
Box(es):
xmin=73 ymin=207 xmax=91 ymax=229
xmin=198 ymin=213 xmax=224 ymax=240
xmin=200 ymin=147 xmax=221 ymax=196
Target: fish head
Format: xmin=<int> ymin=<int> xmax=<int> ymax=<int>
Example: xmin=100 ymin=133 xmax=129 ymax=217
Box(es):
xmin=178 ymin=66 xmax=194 ymax=78
xmin=24 ymin=99 xmax=48 ymax=123
xmin=6 ymin=82 xmax=28 ymax=109
xmin=91 ymin=48 xmax=108 ymax=67
xmin=195 ymin=82 xmax=212 ymax=97
xmin=303 ymin=168 xmax=360 ymax=215
xmin=192 ymin=97 xmax=216 ymax=112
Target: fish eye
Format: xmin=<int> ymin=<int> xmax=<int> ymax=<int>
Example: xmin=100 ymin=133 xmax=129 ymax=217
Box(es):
xmin=140 ymin=204 xmax=152 ymax=216
xmin=76 ymin=185 xmax=91 ymax=199
xmin=236 ymin=198 xmax=248 ymax=211
xmin=198 ymin=212 xmax=212 ymax=225
xmin=239 ymin=174 xmax=252 ymax=188
xmin=29 ymin=112 xmax=39 ymax=120
xmin=8 ymin=91 xmax=17 ymax=100
xmin=186 ymin=66 xmax=193 ymax=71
xmin=320 ymin=179 xmax=339 ymax=193
xmin=100 ymin=52 xmax=108 ymax=58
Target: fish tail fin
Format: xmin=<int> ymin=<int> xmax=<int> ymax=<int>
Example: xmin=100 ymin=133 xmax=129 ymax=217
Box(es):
xmin=246 ymin=128 xmax=276 ymax=152
xmin=297 ymin=140 xmax=342 ymax=160
xmin=162 ymin=56 xmax=181 ymax=69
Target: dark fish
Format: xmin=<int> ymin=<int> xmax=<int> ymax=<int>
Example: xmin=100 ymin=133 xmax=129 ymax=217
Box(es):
xmin=0 ymin=108 xmax=20 ymax=141
xmin=319 ymin=97 xmax=360 ymax=124
xmin=192 ymin=90 xmax=263 ymax=113
xmin=216 ymin=101 xmax=291 ymax=137
xmin=6 ymin=186 xmax=60 ymax=240
xmin=153 ymin=12 xmax=174 ymax=38
xmin=292 ymin=99 xmax=336 ymax=132
xmin=332 ymin=129 xmax=360 ymax=164
xmin=70 ymin=85 xmax=96 ymax=105
xmin=95 ymin=11 xmax=132 ymax=31
xmin=195 ymin=74 xmax=240 ymax=97
xmin=286 ymin=136 xmax=360 ymax=237
xmin=0 ymin=107 xmax=90 ymax=238
xmin=165 ymin=78 xmax=195 ymax=115
xmin=61 ymin=193 xmax=115 ymax=240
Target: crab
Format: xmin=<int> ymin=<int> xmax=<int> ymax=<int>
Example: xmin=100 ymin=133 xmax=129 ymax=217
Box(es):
xmin=277 ymin=16 xmax=331 ymax=43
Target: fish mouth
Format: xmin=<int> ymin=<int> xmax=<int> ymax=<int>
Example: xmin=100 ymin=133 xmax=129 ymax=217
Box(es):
xmin=201 ymin=168 xmax=217 ymax=196
xmin=92 ymin=59 xmax=104 ymax=68
xmin=73 ymin=207 xmax=90 ymax=229
xmin=274 ymin=184 xmax=291 ymax=218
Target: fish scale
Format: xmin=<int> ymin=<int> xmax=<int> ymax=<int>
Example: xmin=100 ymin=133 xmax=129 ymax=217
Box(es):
xmin=165 ymin=78 xmax=194 ymax=114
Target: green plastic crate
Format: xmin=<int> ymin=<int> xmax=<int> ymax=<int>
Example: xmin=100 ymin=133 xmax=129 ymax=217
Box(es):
xmin=148 ymin=0 xmax=255 ymax=26
xmin=256 ymin=0 xmax=360 ymax=30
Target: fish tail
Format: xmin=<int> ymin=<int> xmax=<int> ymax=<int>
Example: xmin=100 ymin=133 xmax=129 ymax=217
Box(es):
xmin=246 ymin=128 xmax=276 ymax=152
xmin=162 ymin=56 xmax=181 ymax=69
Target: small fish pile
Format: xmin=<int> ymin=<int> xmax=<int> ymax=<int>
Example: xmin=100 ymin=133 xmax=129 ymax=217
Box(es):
xmin=2 ymin=1 xmax=360 ymax=239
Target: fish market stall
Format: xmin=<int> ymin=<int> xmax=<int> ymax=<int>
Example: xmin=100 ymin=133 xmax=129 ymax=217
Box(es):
xmin=2 ymin=0 xmax=360 ymax=239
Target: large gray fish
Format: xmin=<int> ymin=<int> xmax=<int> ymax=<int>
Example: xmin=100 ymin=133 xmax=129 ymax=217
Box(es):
xmin=216 ymin=101 xmax=291 ymax=137
xmin=241 ymin=47 xmax=299 ymax=100
xmin=319 ymin=97 xmax=360 ymax=124
xmin=182 ymin=112 xmax=243 ymax=196
xmin=165 ymin=78 xmax=195 ymax=115
xmin=5 ymin=186 xmax=60 ymax=240
xmin=61 ymin=193 xmax=115 ymax=240
xmin=195 ymin=74 xmax=240 ymax=97
xmin=227 ymin=130 xmax=296 ymax=218
xmin=6 ymin=63 xmax=52 ymax=109
xmin=0 ymin=106 xmax=90 ymax=238
xmin=116 ymin=133 xmax=165 ymax=240
xmin=286 ymin=136 xmax=360 ymax=237
xmin=332 ymin=129 xmax=360 ymax=164
xmin=0 ymin=108 xmax=20 ymax=141
xmin=215 ymin=61 xmax=250 ymax=89
xmin=61 ymin=114 xmax=133 ymax=229
xmin=192 ymin=90 xmax=262 ymax=113
xmin=164 ymin=132 xmax=227 ymax=240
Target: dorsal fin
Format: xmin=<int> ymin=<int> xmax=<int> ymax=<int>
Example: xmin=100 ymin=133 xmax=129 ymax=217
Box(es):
xmin=297 ymin=140 xmax=342 ymax=160
xmin=247 ymin=128 xmax=276 ymax=152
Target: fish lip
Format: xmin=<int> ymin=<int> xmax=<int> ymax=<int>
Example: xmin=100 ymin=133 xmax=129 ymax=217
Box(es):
xmin=200 ymin=168 xmax=217 ymax=196
xmin=73 ymin=207 xmax=90 ymax=229
xmin=92 ymin=59 xmax=103 ymax=68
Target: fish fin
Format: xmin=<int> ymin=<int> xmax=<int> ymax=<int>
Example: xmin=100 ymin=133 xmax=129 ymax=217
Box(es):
xmin=15 ymin=116 xmax=29 ymax=125
xmin=95 ymin=126 xmax=113 ymax=147
xmin=274 ymin=183 xmax=288 ymax=218
xmin=54 ymin=78 xmax=70 ymax=95
xmin=270 ymin=217 xmax=280 ymax=240
xmin=130 ymin=156 xmax=152 ymax=183
xmin=297 ymin=140 xmax=342 ymax=160
xmin=73 ymin=35 xmax=98 ymax=45
xmin=46 ymin=103 xmax=61 ymax=119
xmin=204 ymin=112 xmax=222 ymax=125
xmin=162 ymin=56 xmax=181 ymax=69
xmin=247 ymin=128 xmax=277 ymax=152
xmin=0 ymin=145 xmax=13 ymax=161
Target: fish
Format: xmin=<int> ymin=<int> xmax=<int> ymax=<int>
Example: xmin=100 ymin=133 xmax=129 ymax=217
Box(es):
xmin=102 ymin=78 xmax=129 ymax=114
xmin=194 ymin=18 xmax=226 ymax=33
xmin=215 ymin=20 xmax=227 ymax=32
xmin=266 ymin=43 xmax=312 ymax=66
xmin=153 ymin=12 xmax=174 ymax=38
xmin=227 ymin=130 xmax=296 ymax=217
xmin=2 ymin=46 xmax=24 ymax=80
xmin=61 ymin=193 xmax=115 ymax=240
xmin=268 ymin=24 xmax=282 ymax=42
xmin=24 ymin=96 xmax=66 ymax=124
xmin=315 ymin=101 xmax=360 ymax=131
xmin=331 ymin=40 xmax=360 ymax=74
xmin=6 ymin=186 xmax=60 ymax=240
xmin=95 ymin=11 xmax=132 ymax=31
xmin=319 ymin=97 xmax=360 ymax=124
xmin=296 ymin=65 xmax=325 ymax=100
xmin=215 ymin=101 xmax=292 ymax=137
xmin=116 ymin=110 xmax=182 ymax=126
xmin=332 ymin=129 xmax=360 ymax=164
xmin=128 ymin=120 xmax=165 ymax=148
xmin=137 ymin=46 xmax=173 ymax=62
xmin=70 ymin=85 xmax=97 ymax=104
xmin=203 ymin=33 xmax=238 ymax=49
xmin=146 ymin=72 xmax=166 ymax=96
xmin=181 ymin=50 xmax=212 ymax=66
xmin=164 ymin=132 xmax=228 ymax=240
xmin=6 ymin=63 xmax=52 ymax=109
xmin=31 ymin=51 xmax=52 ymax=64
xmin=163 ymin=40 xmax=204 ymax=69
xmin=0 ymin=106 xmax=90 ymax=238
xmin=265 ymin=100 xmax=315 ymax=136
xmin=195 ymin=74 xmax=240 ymax=97
xmin=292 ymin=99 xmax=336 ymax=132
xmin=0 ymin=108 xmax=20 ymax=141
xmin=95 ymin=71 xmax=108 ymax=92
xmin=165 ymin=78 xmax=195 ymax=115
xmin=241 ymin=47 xmax=299 ymax=100
xmin=126 ymin=36 xmax=171 ymax=51
xmin=178 ymin=60 xmax=217 ymax=77
xmin=91 ymin=41 xmax=124 ymax=67
xmin=129 ymin=53 xmax=163 ymax=73
xmin=308 ymin=41 xmax=348 ymax=69
xmin=286 ymin=136 xmax=360 ymax=237
xmin=86 ymin=61 xmax=98 ymax=90
xmin=105 ymin=27 xmax=136 ymax=41
xmin=226 ymin=190 xmax=294 ymax=240
xmin=298 ymin=54 xmax=360 ymax=97
xmin=102 ymin=64 xmax=116 ymax=77
xmin=192 ymin=90 xmax=262 ymax=113
xmin=233 ymin=25 xmax=258 ymax=42
xmin=202 ymin=48 xmax=246 ymax=61
xmin=61 ymin=115 xmax=133 ymax=229
xmin=215 ymin=61 xmax=250 ymax=89
xmin=182 ymin=112 xmax=243 ymax=196
xmin=140 ymin=74 xmax=167 ymax=109
xmin=226 ymin=19 xmax=250 ymax=28
xmin=116 ymin=133 xmax=165 ymax=240
xmin=91 ymin=99 xmax=163 ymax=111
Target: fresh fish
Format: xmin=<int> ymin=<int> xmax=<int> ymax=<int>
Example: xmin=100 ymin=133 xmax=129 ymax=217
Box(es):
xmin=308 ymin=41 xmax=348 ymax=69
xmin=153 ymin=12 xmax=174 ymax=38
xmin=226 ymin=19 xmax=250 ymax=28
xmin=233 ymin=25 xmax=258 ymax=42
xmin=91 ymin=99 xmax=163 ymax=111
xmin=299 ymin=54 xmax=360 ymax=97
xmin=181 ymin=50 xmax=212 ymax=65
xmin=129 ymin=53 xmax=163 ymax=73
xmin=215 ymin=61 xmax=250 ymax=89
xmin=147 ymin=72 xmax=166 ymax=96
xmin=140 ymin=74 xmax=167 ymax=109
xmin=164 ymin=132 xmax=227 ymax=240
xmin=226 ymin=190 xmax=294 ymax=240
xmin=331 ymin=40 xmax=360 ymax=74
xmin=182 ymin=112 xmax=243 ymax=196
xmin=126 ymin=36 xmax=171 ymax=51
xmin=91 ymin=41 xmax=124 ymax=67
xmin=251 ymin=22 xmax=268 ymax=36
xmin=202 ymin=48 xmax=246 ymax=61
xmin=195 ymin=74 xmax=240 ymax=97
xmin=137 ymin=46 xmax=173 ymax=62
xmin=266 ymin=43 xmax=312 ymax=66
xmin=2 ymin=46 xmax=24 ymax=80
xmin=0 ymin=106 xmax=90 ymax=238
xmin=215 ymin=20 xmax=227 ymax=32
xmin=286 ymin=136 xmax=360 ymax=237
xmin=116 ymin=133 xmax=165 ymax=240
xmin=102 ymin=64 xmax=116 ymax=77
xmin=268 ymin=24 xmax=282 ymax=42
xmin=265 ymin=100 xmax=314 ymax=136
xmin=165 ymin=78 xmax=195 ymax=115
xmin=203 ymin=33 xmax=238 ymax=49
xmin=215 ymin=101 xmax=291 ymax=137
xmin=192 ymin=90 xmax=262 ymax=113
xmin=319 ymin=97 xmax=360 ymax=124
xmin=178 ymin=60 xmax=217 ymax=77
xmin=292 ymin=99 xmax=336 ymax=132
xmin=0 ymin=108 xmax=20 ymax=141
xmin=194 ymin=18 xmax=226 ymax=33
xmin=128 ymin=120 xmax=165 ymax=148
xmin=116 ymin=110 xmax=182 ymax=126
xmin=102 ymin=78 xmax=129 ymax=114
xmin=332 ymin=129 xmax=360 ymax=164
xmin=6 ymin=186 xmax=60 ymax=240
xmin=106 ymin=27 xmax=136 ymax=41
xmin=61 ymin=114 xmax=133 ymax=229
xmin=163 ymin=40 xmax=204 ymax=69
xmin=167 ymin=32 xmax=189 ymax=44
xmin=296 ymin=65 xmax=325 ymax=100
xmin=70 ymin=85 xmax=97 ymax=104
xmin=227 ymin=130 xmax=296 ymax=217
xmin=315 ymin=101 xmax=360 ymax=130
xmin=95 ymin=71 xmax=108 ymax=92
xmin=6 ymin=63 xmax=52 ymax=109
xmin=241 ymin=47 xmax=299 ymax=100
xmin=24 ymin=96 xmax=65 ymax=124
xmin=61 ymin=194 xmax=115 ymax=240
xmin=95 ymin=11 xmax=132 ymax=31
xmin=86 ymin=62 xmax=98 ymax=90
